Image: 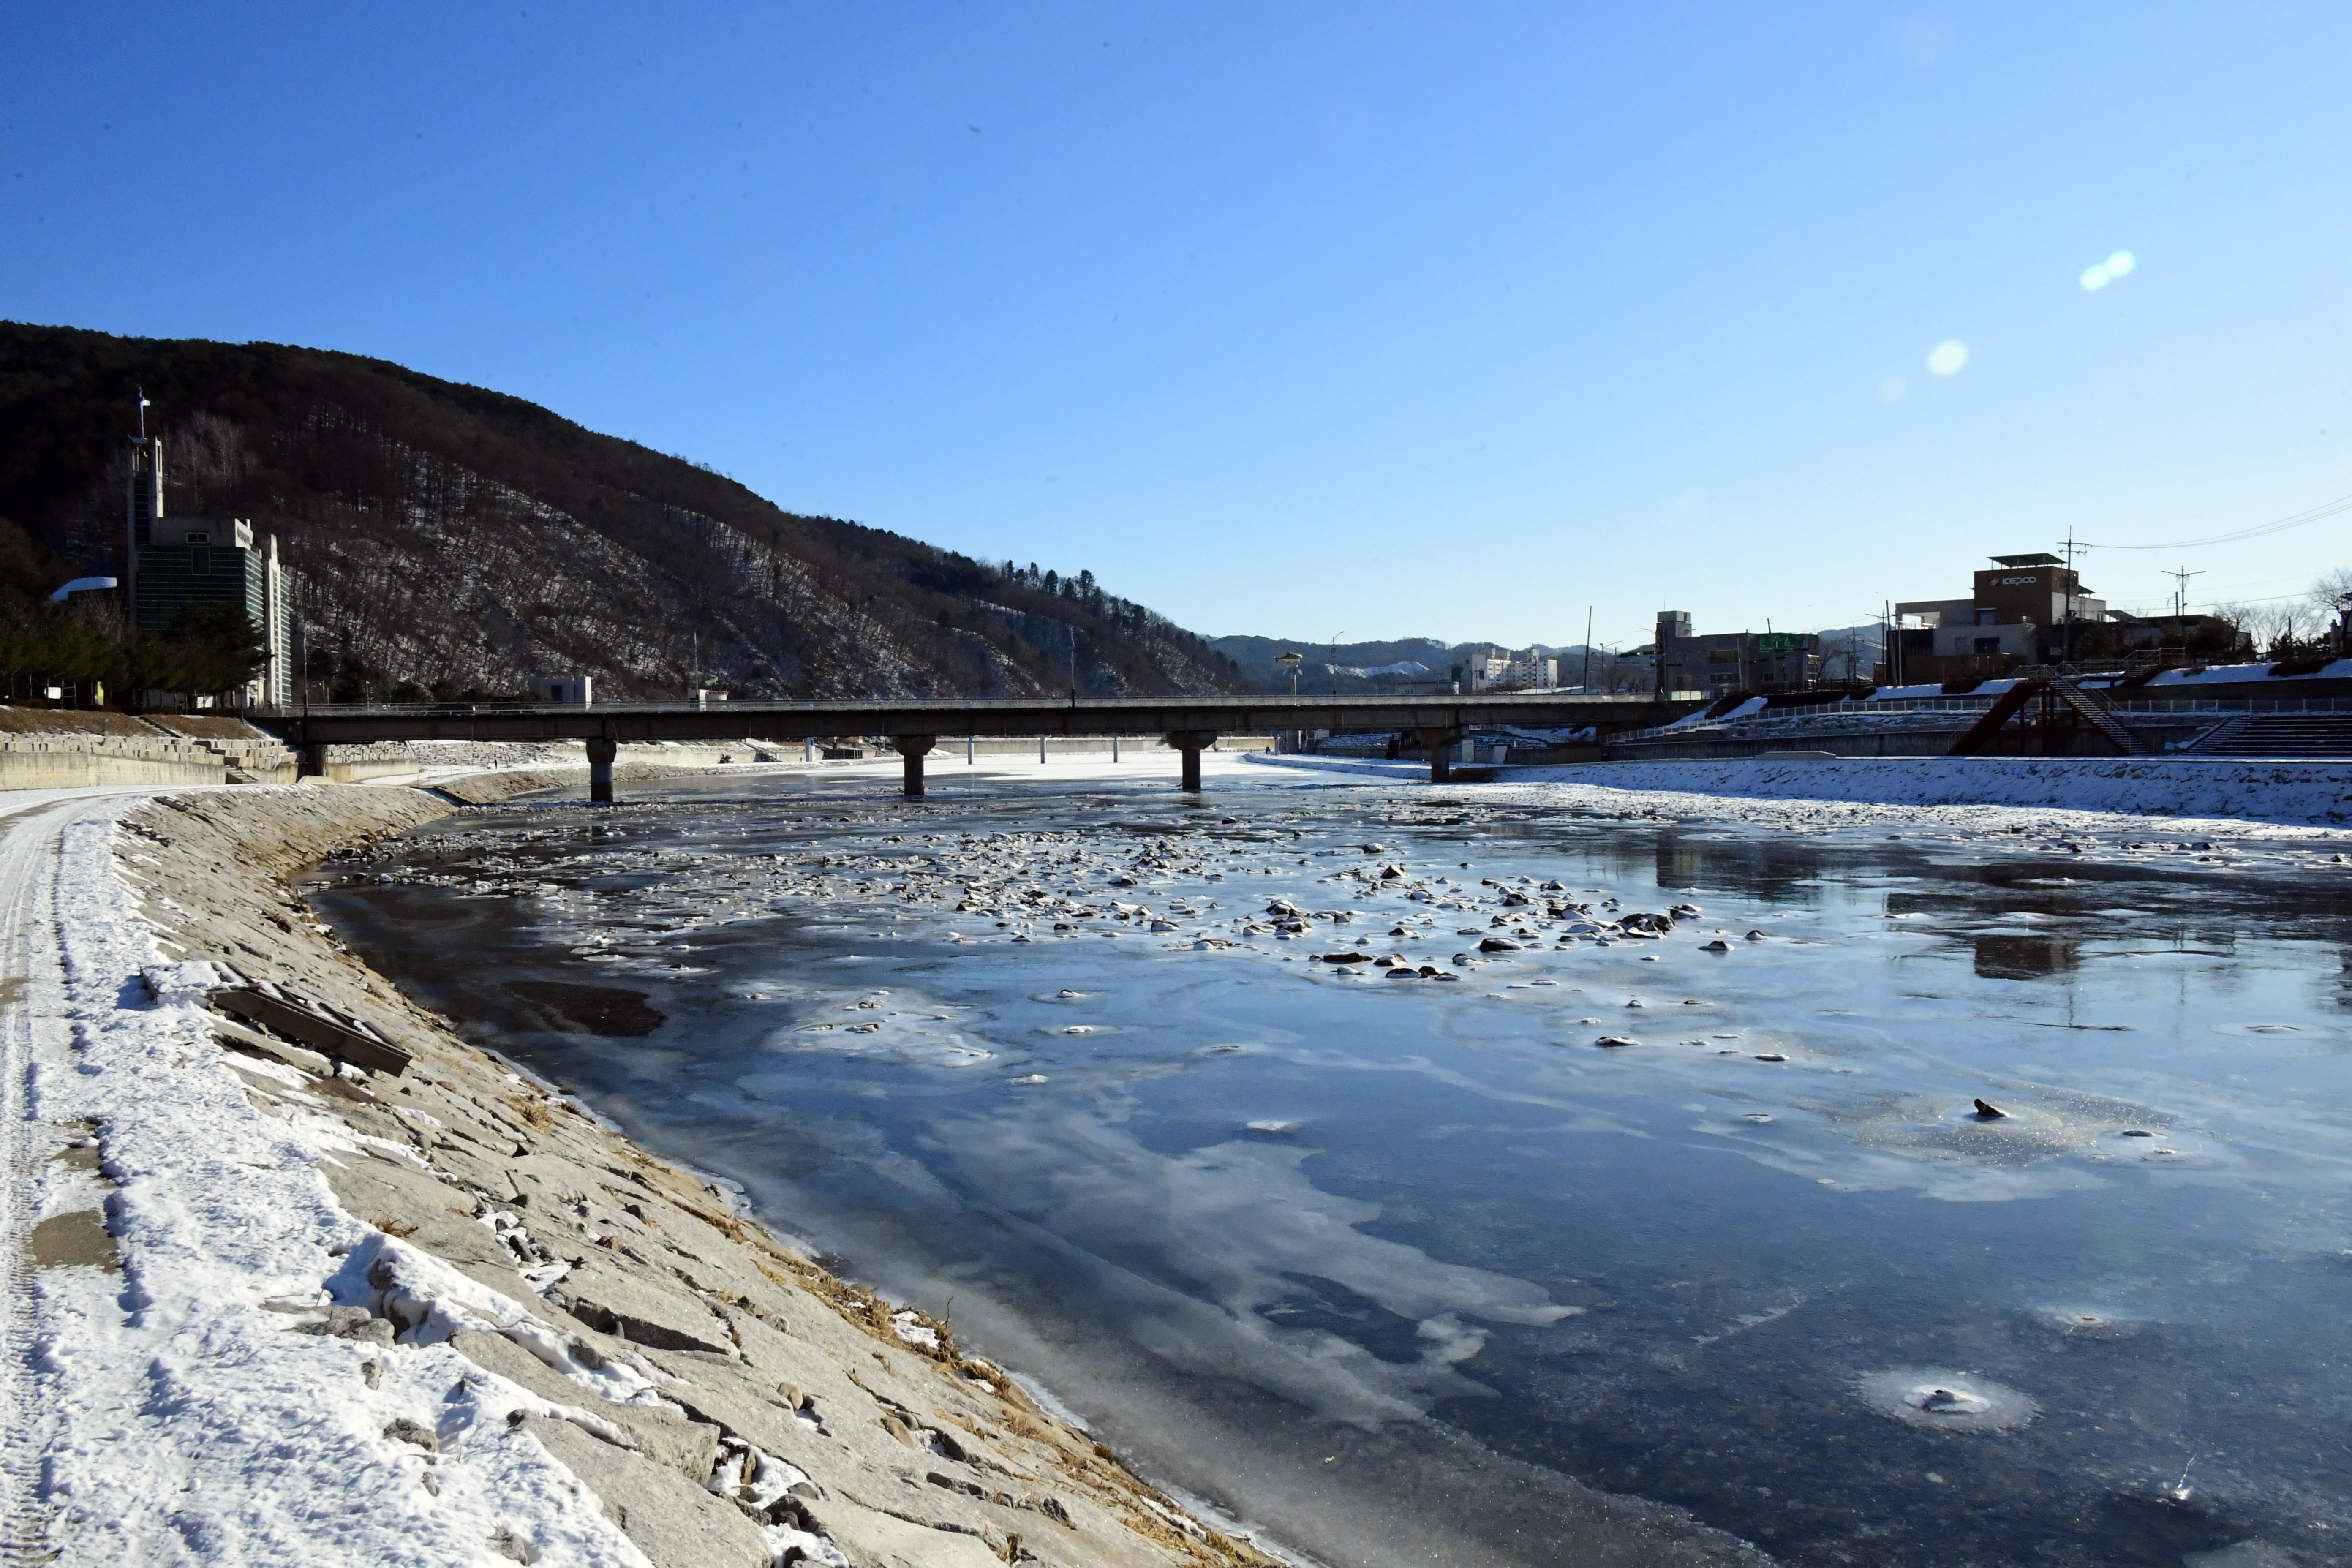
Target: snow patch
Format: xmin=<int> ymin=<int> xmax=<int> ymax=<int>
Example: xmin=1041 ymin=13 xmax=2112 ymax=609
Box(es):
xmin=22 ymin=802 xmax=652 ymax=1565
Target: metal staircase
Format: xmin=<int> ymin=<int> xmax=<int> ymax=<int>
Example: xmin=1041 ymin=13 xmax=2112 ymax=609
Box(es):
xmin=1947 ymin=670 xmax=2147 ymax=757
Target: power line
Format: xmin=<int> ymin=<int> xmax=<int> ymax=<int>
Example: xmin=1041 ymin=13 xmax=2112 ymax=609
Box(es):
xmin=2091 ymin=490 xmax=2352 ymax=551
xmin=2192 ymin=587 xmax=2328 ymax=607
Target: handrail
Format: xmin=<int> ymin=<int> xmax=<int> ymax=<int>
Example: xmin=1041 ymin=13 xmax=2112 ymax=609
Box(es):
xmin=246 ymin=692 xmax=1668 ymax=719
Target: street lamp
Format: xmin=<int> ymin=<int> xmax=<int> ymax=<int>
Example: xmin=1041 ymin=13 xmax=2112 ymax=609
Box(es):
xmin=1274 ymin=651 xmax=1304 ymax=696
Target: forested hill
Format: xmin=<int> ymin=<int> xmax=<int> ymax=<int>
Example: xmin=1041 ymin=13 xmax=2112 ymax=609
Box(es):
xmin=0 ymin=322 xmax=1243 ymax=701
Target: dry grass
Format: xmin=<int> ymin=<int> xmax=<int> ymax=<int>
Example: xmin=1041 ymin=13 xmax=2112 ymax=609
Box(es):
xmin=0 ymin=708 xmax=161 ymax=737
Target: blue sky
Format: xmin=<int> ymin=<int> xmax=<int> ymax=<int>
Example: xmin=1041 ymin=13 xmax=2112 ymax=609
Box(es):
xmin=5 ymin=3 xmax=2349 ymax=649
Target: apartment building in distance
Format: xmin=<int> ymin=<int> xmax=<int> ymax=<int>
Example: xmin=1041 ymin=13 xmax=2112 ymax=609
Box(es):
xmin=1457 ymin=646 xmax=1558 ymax=691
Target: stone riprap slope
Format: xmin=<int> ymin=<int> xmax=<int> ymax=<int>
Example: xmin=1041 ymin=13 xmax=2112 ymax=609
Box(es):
xmin=110 ymin=785 xmax=1271 ymax=1568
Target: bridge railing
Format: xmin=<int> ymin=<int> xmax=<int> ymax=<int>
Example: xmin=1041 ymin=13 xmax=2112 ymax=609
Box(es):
xmin=248 ymin=693 xmax=1670 ymax=721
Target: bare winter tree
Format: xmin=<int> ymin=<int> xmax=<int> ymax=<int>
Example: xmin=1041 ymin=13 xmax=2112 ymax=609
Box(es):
xmin=2308 ymin=566 xmax=2352 ymax=651
xmin=2214 ymin=600 xmax=2319 ymax=659
xmin=163 ymin=411 xmax=253 ymax=518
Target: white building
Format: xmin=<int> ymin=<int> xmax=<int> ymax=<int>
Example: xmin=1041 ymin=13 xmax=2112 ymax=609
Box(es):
xmin=1458 ymin=647 xmax=1557 ymax=691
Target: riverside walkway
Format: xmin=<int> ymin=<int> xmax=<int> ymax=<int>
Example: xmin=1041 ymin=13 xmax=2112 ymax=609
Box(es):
xmin=250 ymin=693 xmax=1693 ymax=796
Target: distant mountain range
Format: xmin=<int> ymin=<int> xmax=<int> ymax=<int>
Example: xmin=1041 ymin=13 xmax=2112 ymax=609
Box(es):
xmin=1211 ymin=634 xmax=1613 ymax=692
xmin=0 ymin=323 xmax=1242 ymax=702
xmin=1214 ymin=626 xmax=1885 ymax=692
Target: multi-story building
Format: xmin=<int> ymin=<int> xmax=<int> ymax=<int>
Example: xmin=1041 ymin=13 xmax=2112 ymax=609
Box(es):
xmin=1652 ymin=611 xmax=1820 ymax=695
xmin=127 ymin=433 xmax=294 ymax=705
xmin=1889 ymin=552 xmax=2106 ymax=682
xmin=1502 ymin=646 xmax=1556 ymax=689
xmin=1457 ymin=646 xmax=1558 ymax=691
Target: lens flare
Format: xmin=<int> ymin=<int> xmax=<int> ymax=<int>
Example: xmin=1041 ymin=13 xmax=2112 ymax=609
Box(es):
xmin=1878 ymin=376 xmax=1907 ymax=403
xmin=2082 ymin=249 xmax=2136 ymax=290
xmin=1926 ymin=340 xmax=1968 ymax=376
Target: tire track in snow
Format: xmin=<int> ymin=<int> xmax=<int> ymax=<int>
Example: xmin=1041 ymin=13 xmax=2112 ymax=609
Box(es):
xmin=0 ymin=800 xmax=78 ymax=1562
xmin=0 ymin=793 xmax=169 ymax=1564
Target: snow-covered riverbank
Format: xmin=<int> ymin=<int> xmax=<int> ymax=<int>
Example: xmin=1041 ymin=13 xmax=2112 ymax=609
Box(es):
xmin=1251 ymin=753 xmax=2352 ymax=833
xmin=2 ymin=781 xmax=1274 ymax=1568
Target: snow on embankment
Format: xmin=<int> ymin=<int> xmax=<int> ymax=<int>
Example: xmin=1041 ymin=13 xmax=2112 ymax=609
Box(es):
xmin=27 ymin=785 xmax=1265 ymax=1568
xmin=1247 ymin=752 xmax=2352 ymax=828
xmin=34 ymin=790 xmax=647 ymax=1565
xmin=1513 ymin=757 xmax=2352 ymax=826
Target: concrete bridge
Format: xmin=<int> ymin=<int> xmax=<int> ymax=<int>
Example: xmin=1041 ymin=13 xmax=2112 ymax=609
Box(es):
xmin=250 ymin=693 xmax=1692 ymax=799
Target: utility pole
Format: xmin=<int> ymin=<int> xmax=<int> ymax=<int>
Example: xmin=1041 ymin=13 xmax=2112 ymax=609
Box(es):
xmin=2166 ymin=566 xmax=2203 ymax=622
xmin=2059 ymin=529 xmax=2085 ymax=665
xmin=1581 ymin=607 xmax=1593 ymax=694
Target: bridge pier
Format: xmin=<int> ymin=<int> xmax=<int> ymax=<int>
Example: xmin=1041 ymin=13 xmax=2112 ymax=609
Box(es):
xmin=1164 ymin=731 xmax=1218 ymax=791
xmin=893 ymin=735 xmax=936 ymax=797
xmin=300 ymin=741 xmax=328 ymax=780
xmin=1416 ymin=729 xmax=1461 ymax=784
xmin=586 ymin=737 xmax=617 ymax=804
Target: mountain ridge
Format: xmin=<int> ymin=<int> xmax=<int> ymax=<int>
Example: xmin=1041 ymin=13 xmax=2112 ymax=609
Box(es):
xmin=0 ymin=322 xmax=1242 ymax=702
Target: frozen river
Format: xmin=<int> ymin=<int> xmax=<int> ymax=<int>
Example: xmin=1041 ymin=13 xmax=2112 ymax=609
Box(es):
xmin=310 ymin=762 xmax=2352 ymax=1567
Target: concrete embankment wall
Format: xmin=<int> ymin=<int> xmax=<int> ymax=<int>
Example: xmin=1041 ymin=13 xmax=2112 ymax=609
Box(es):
xmin=143 ymin=713 xmax=302 ymax=781
xmin=0 ymin=708 xmax=301 ymax=788
xmin=0 ymin=734 xmax=226 ymax=788
xmin=322 ymin=757 xmax=425 ymax=784
xmin=112 ymin=782 xmax=1265 ymax=1568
